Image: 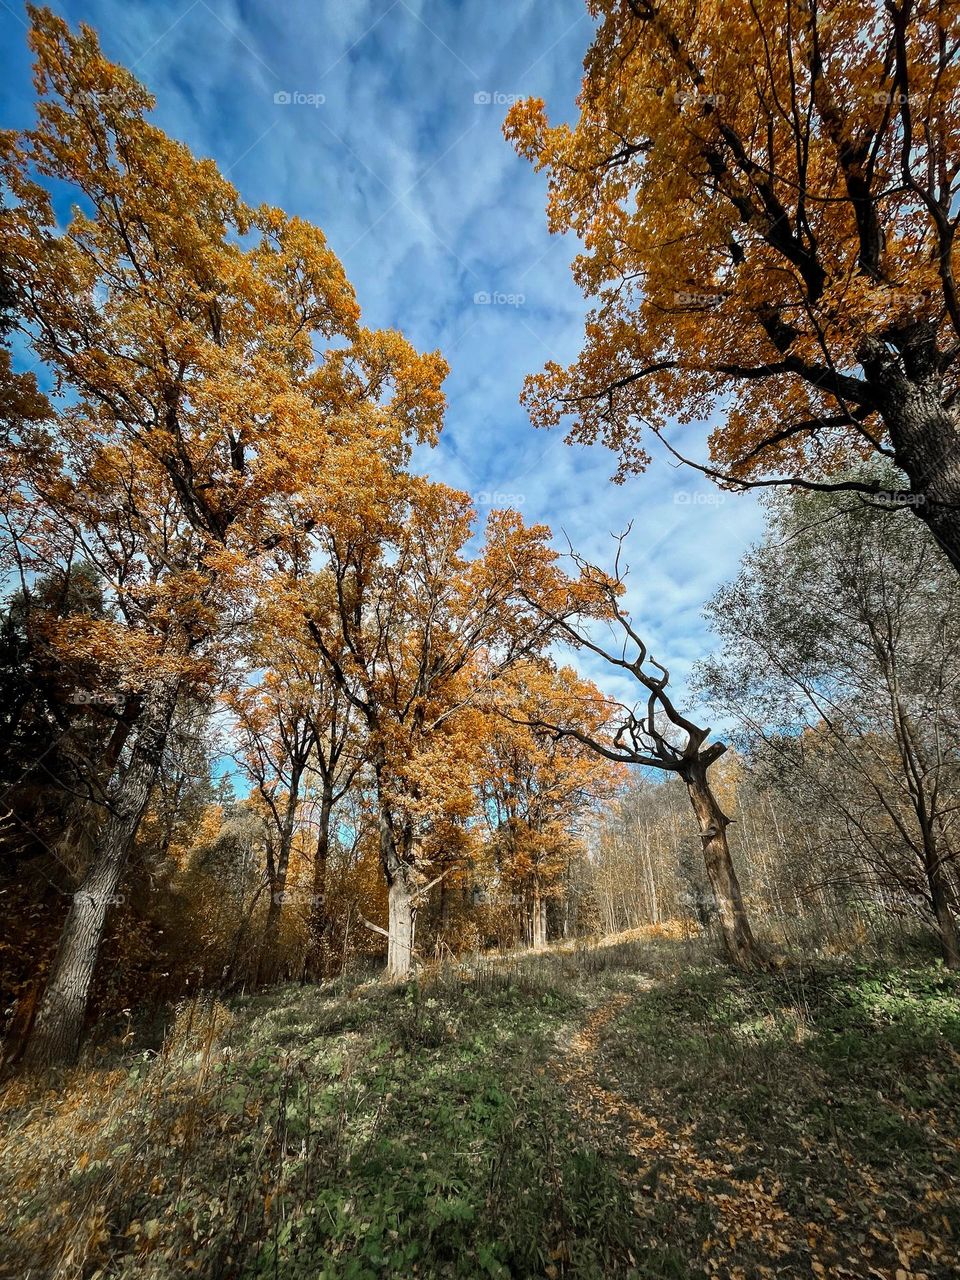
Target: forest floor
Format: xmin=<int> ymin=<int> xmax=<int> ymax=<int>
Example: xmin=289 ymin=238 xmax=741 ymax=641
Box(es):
xmin=1 ymin=932 xmax=959 ymax=1279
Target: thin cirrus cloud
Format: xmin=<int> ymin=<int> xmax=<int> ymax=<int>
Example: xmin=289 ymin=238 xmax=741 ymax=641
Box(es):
xmin=0 ymin=0 xmax=765 ymax=719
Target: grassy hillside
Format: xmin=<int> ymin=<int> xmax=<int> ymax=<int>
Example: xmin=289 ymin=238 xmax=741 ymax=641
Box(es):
xmin=2 ymin=935 xmax=959 ymax=1279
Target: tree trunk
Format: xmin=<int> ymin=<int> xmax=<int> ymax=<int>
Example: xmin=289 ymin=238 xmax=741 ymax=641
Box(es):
xmin=377 ymin=788 xmax=417 ymax=981
xmin=860 ymin=332 xmax=960 ymax=574
xmin=922 ymin=839 xmax=960 ymax=970
xmin=257 ymin=778 xmax=304 ymax=985
xmin=258 ymin=841 xmax=290 ymax=986
xmin=645 ymin=842 xmax=660 ymax=924
xmin=304 ymin=788 xmax=333 ymax=982
xmin=23 ymin=690 xmax=174 ymax=1067
xmin=438 ymin=871 xmax=448 ymax=935
xmin=385 ymin=865 xmax=417 ymax=980
xmin=48 ymin=697 xmax=141 ymax=883
xmin=930 ymin=880 xmax=960 ymax=970
xmin=530 ymin=881 xmax=547 ymax=949
xmin=681 ymin=761 xmax=765 ymax=970
xmin=893 ymin=411 xmax=960 ymax=575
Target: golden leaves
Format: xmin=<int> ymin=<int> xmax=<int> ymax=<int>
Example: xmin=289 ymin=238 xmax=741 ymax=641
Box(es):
xmin=506 ymin=0 xmax=960 ymax=482
xmin=3 ymin=7 xmax=450 ymax=704
xmin=482 ymin=659 xmax=623 ymax=892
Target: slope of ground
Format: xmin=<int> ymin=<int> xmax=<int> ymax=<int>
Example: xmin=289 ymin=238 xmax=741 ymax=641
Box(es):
xmin=1 ymin=935 xmax=958 ymax=1278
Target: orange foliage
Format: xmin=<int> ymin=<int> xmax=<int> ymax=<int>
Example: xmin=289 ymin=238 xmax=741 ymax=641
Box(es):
xmin=484 ymin=660 xmax=624 ymax=914
xmin=505 ymin=0 xmax=960 ymax=489
xmin=1 ymin=6 xmax=445 ymax=698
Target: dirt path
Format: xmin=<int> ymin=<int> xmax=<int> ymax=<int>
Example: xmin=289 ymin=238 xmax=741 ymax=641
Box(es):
xmin=554 ymin=987 xmax=798 ymax=1278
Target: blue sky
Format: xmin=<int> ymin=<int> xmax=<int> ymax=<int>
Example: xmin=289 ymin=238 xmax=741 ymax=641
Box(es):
xmin=0 ymin=0 xmax=766 ymax=719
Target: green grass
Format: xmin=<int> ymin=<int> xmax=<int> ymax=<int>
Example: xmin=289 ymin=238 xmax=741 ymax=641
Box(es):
xmin=1 ymin=940 xmax=958 ymax=1279
xmin=599 ymin=959 xmax=960 ymax=1276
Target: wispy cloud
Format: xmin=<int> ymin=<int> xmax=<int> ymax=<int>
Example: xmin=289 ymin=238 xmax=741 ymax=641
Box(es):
xmin=0 ymin=0 xmax=764 ymax=716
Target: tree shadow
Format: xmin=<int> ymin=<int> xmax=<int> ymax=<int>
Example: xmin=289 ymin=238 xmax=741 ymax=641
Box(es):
xmin=592 ymin=960 xmax=960 ymax=1277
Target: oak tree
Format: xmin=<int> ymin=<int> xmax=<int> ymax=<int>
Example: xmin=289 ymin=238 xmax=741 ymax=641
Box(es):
xmin=506 ymin=0 xmax=960 ymax=569
xmin=2 ymin=8 xmax=439 ymax=1061
xmin=306 ymin=486 xmax=562 ymax=978
xmin=484 ymin=659 xmax=621 ymax=947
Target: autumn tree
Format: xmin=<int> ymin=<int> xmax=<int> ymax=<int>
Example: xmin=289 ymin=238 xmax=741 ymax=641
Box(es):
xmin=483 ymin=659 xmax=621 ymax=947
xmin=229 ymin=667 xmax=318 ymax=985
xmin=1 ymin=8 xmax=442 ymax=1062
xmin=300 ymin=683 xmax=365 ymax=983
xmin=415 ymin=814 xmax=482 ymax=955
xmin=505 ymin=0 xmax=960 ymax=570
xmin=306 ymin=485 xmax=562 ymax=979
xmin=228 ymin=581 xmax=364 ymax=983
xmin=0 ymin=193 xmax=48 ymax=447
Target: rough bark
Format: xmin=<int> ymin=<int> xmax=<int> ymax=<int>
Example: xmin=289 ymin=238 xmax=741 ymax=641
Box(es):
xmin=681 ymin=760 xmax=766 ymax=970
xmin=377 ymin=790 xmax=417 ymax=981
xmin=385 ymin=865 xmax=417 ymax=980
xmin=530 ymin=882 xmax=547 ymax=949
xmin=896 ymin=422 xmax=960 ymax=575
xmin=922 ymin=838 xmax=960 ymax=970
xmin=860 ymin=331 xmax=960 ymax=575
xmin=303 ymin=787 xmax=333 ymax=982
xmin=22 ymin=688 xmax=175 ymax=1067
